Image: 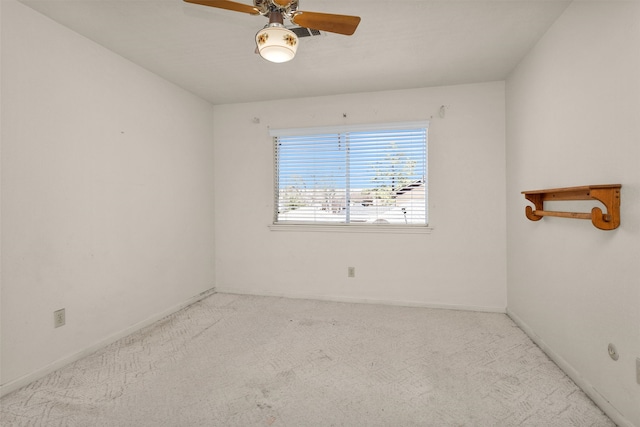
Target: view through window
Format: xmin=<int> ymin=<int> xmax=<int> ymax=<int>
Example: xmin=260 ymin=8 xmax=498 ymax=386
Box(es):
xmin=272 ymin=122 xmax=428 ymax=226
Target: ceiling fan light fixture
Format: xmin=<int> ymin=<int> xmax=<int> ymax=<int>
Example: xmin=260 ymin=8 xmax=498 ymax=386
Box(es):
xmin=256 ymin=23 xmax=298 ymax=63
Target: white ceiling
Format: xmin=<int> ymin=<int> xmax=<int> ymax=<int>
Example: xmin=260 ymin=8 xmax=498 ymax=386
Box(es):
xmin=20 ymin=0 xmax=571 ymax=105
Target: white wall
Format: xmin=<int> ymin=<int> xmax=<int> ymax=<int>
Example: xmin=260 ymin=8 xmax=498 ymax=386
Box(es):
xmin=213 ymin=82 xmax=507 ymax=312
xmin=0 ymin=0 xmax=216 ymax=393
xmin=0 ymin=0 xmax=4 ymax=383
xmin=506 ymin=2 xmax=640 ymax=426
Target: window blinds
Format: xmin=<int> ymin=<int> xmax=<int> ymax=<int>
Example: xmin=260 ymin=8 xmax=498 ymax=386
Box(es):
xmin=272 ymin=122 xmax=428 ymax=226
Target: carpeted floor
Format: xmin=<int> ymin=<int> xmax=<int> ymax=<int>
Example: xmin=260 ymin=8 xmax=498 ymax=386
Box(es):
xmin=1 ymin=293 xmax=614 ymax=426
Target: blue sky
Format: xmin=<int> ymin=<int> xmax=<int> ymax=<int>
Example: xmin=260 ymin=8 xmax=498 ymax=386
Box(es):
xmin=276 ymin=128 xmax=427 ymax=190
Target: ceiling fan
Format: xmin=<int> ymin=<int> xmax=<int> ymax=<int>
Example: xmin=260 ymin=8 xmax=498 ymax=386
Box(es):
xmin=184 ymin=0 xmax=361 ymax=63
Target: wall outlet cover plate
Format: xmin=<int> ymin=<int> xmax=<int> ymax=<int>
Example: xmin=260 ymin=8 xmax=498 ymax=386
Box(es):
xmin=54 ymin=308 xmax=66 ymax=328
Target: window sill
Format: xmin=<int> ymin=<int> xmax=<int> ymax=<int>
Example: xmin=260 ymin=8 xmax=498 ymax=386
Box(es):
xmin=269 ymin=223 xmax=433 ymax=234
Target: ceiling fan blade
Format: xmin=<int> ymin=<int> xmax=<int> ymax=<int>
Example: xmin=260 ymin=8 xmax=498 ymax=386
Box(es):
xmin=291 ymin=11 xmax=361 ymax=36
xmin=183 ymin=0 xmax=260 ymax=15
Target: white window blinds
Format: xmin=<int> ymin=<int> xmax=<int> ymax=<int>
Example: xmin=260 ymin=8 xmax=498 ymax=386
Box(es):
xmin=272 ymin=122 xmax=428 ymax=226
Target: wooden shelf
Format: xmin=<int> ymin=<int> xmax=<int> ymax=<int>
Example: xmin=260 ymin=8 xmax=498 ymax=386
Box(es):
xmin=521 ymin=185 xmax=621 ymax=230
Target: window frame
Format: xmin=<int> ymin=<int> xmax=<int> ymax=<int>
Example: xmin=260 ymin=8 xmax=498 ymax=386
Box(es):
xmin=269 ymin=121 xmax=431 ymax=233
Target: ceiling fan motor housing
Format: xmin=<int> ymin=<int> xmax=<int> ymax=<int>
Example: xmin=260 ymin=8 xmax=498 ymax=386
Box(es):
xmin=254 ymin=0 xmax=298 ymax=18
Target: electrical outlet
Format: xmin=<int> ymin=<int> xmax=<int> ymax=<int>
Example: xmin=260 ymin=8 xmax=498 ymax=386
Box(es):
xmin=54 ymin=308 xmax=66 ymax=328
xmin=348 ymin=267 xmax=355 ymax=278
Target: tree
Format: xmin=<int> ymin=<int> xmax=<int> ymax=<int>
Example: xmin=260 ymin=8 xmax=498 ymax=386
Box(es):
xmin=280 ymin=175 xmax=307 ymax=212
xmin=363 ymin=142 xmax=417 ymax=205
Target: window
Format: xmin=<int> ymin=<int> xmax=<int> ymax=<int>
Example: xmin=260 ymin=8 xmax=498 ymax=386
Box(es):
xmin=272 ymin=121 xmax=428 ymax=227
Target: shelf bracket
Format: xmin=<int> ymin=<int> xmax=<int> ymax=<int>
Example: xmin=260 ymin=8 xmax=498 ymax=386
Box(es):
xmin=522 ymin=185 xmax=621 ymax=230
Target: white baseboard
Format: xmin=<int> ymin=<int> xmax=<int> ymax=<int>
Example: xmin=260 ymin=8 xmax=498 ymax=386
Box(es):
xmin=507 ymin=308 xmax=633 ymax=427
xmin=215 ymin=286 xmax=506 ymax=313
xmin=0 ymin=287 xmax=216 ymax=398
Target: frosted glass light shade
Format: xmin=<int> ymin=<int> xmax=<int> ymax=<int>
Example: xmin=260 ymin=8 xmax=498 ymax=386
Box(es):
xmin=256 ymin=25 xmax=298 ymax=63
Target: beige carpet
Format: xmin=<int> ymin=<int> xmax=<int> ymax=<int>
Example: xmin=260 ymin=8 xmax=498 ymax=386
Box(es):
xmin=1 ymin=293 xmax=614 ymax=426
